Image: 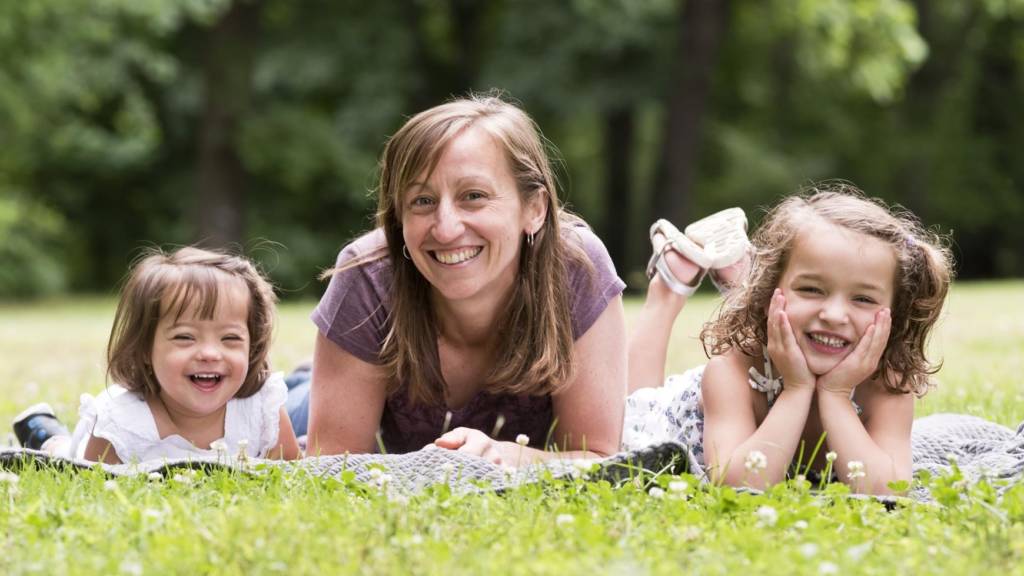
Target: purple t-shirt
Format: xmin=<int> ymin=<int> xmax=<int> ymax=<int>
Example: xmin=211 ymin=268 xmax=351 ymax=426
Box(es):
xmin=311 ymin=222 xmax=625 ymax=453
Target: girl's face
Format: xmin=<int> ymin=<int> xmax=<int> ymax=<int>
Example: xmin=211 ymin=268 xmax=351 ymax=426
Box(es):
xmin=400 ymin=125 xmax=546 ymax=310
xmin=150 ymin=278 xmax=251 ymax=420
xmin=777 ymin=220 xmax=896 ymax=376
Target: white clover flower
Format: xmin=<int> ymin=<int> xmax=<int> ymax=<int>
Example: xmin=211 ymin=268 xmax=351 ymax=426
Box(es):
xmin=945 ymin=453 xmax=958 ymax=465
xmin=755 ymin=505 xmax=778 ymax=527
xmin=648 ymin=487 xmax=665 ymax=499
xmin=440 ymin=462 xmax=455 ymax=475
xmin=236 ymin=439 xmax=249 ymax=452
xmin=793 ymin=520 xmax=809 ymax=530
xmin=556 ymin=513 xmax=575 ymax=526
xmin=668 ymin=480 xmax=688 ymax=493
xmin=0 ymin=472 xmax=19 ymax=485
xmin=103 ymin=480 xmax=119 ymax=491
xmin=210 ymin=440 xmax=228 ymax=454
xmin=825 ymin=451 xmax=838 ymax=463
xmin=172 ymin=473 xmax=194 ymax=485
xmin=573 ymin=459 xmax=595 ymax=473
xmin=515 ymin=434 xmax=530 ymax=446
xmin=800 ymin=543 xmax=819 ymax=558
xmin=147 ymin=472 xmax=163 ymax=482
xmin=847 ymin=460 xmax=866 ymax=480
xmin=369 ymin=468 xmax=384 ymax=480
xmin=744 ymin=450 xmax=768 ymax=474
xmin=119 ymin=560 xmax=143 ymax=576
xmin=818 ymin=561 xmax=839 ymax=575
xmin=846 ymin=542 xmax=872 ymax=561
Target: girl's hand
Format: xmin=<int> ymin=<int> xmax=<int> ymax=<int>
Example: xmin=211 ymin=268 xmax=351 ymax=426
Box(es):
xmin=434 ymin=427 xmax=529 ymax=467
xmin=766 ymin=289 xmax=815 ymax=391
xmin=818 ymin=308 xmax=892 ymax=396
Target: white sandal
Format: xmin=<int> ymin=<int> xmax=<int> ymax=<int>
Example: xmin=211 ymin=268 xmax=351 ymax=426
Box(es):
xmin=683 ymin=207 xmax=752 ymax=292
xmin=646 ymin=219 xmax=712 ymax=297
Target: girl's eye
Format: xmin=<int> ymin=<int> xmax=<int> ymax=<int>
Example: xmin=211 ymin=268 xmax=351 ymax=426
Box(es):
xmin=854 ymin=296 xmax=878 ymax=305
xmin=796 ymin=286 xmax=823 ymax=295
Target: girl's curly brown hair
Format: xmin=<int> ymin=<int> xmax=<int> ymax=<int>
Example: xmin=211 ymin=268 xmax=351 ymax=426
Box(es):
xmin=700 ymin=181 xmax=954 ymax=397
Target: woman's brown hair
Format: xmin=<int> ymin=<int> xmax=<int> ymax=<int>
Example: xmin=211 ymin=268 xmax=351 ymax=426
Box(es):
xmin=701 ymin=181 xmax=954 ymax=396
xmin=369 ymin=93 xmax=586 ymax=405
xmin=107 ymin=246 xmax=277 ymax=399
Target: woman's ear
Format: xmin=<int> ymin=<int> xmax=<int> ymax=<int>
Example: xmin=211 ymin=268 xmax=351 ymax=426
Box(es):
xmin=523 ymin=186 xmax=549 ymax=235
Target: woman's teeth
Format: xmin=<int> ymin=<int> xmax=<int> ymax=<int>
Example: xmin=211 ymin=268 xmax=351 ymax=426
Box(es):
xmin=433 ymin=247 xmax=482 ymax=265
xmin=808 ymin=333 xmax=848 ymax=348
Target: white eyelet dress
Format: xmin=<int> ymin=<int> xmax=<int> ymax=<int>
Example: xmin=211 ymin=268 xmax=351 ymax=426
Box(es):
xmin=62 ymin=372 xmax=288 ymax=463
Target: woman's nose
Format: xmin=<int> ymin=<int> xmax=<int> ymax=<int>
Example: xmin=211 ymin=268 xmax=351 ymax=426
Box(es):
xmin=432 ymin=200 xmax=465 ymax=244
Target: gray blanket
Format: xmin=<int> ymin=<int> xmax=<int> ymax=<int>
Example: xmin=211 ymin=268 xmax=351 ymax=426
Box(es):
xmin=2 ymin=413 xmax=1020 ymax=500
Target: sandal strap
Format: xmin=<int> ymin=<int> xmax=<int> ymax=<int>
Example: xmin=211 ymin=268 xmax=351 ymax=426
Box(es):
xmin=646 ymin=219 xmax=710 ymax=296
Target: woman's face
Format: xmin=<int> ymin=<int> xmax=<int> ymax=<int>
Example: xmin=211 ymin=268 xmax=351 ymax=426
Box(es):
xmin=400 ymin=125 xmax=546 ymax=309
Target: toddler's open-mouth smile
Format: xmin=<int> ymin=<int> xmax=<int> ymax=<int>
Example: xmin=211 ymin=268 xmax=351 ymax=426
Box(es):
xmin=189 ymin=373 xmax=225 ymax=391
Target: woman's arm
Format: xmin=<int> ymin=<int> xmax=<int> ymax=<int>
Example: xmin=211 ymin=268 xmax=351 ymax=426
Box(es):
xmin=265 ymin=407 xmax=302 ymax=460
xmin=434 ymin=294 xmax=627 ymax=465
xmin=305 ymin=332 xmax=389 ymax=456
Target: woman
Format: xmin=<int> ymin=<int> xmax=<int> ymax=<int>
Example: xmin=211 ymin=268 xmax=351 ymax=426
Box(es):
xmin=290 ymin=95 xmax=626 ymax=465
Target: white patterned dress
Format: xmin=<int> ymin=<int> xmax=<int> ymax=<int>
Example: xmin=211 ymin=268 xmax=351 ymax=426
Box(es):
xmin=622 ymin=355 xmax=859 ymax=466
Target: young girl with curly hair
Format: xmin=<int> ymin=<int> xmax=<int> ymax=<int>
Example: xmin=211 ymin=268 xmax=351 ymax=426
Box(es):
xmin=623 ymin=182 xmax=953 ymax=494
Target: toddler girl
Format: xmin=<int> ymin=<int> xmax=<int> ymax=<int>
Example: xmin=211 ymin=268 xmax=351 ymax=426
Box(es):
xmin=624 ymin=182 xmax=952 ymax=495
xmin=12 ymin=247 xmax=301 ymax=463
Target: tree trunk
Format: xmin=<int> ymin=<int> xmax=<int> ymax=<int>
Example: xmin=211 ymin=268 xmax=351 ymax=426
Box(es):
xmin=603 ymin=106 xmax=634 ymax=273
xmin=651 ymin=0 xmax=731 ymax=227
xmin=197 ymin=1 xmax=257 ymax=248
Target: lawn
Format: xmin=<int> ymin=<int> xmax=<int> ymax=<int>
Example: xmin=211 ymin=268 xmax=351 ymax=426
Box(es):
xmin=1 ymin=281 xmax=1023 ymax=574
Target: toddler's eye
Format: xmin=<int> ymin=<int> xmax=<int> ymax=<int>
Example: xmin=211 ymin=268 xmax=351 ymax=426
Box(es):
xmin=171 ymin=334 xmax=194 ymax=342
xmin=222 ymin=334 xmax=244 ymax=342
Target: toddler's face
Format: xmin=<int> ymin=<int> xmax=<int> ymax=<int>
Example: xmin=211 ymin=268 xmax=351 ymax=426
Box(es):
xmin=150 ymin=278 xmax=251 ymax=420
xmin=776 ymin=220 xmax=896 ymax=376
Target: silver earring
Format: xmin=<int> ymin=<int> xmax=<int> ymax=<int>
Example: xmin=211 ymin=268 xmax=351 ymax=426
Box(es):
xmin=526 ymin=232 xmax=535 ymax=247
xmin=402 ymin=245 xmax=411 ymax=260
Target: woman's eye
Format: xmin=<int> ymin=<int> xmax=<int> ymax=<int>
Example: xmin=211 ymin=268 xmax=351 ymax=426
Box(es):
xmin=464 ymin=190 xmax=486 ymax=201
xmin=410 ymin=196 xmax=434 ymax=208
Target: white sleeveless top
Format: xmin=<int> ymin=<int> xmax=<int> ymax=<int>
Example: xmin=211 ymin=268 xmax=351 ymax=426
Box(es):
xmin=64 ymin=372 xmax=288 ymax=463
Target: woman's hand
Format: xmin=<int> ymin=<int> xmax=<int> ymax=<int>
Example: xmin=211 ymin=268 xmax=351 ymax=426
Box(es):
xmin=433 ymin=427 xmax=533 ymax=467
xmin=766 ymin=289 xmax=815 ymax=391
xmin=817 ymin=308 xmax=891 ymax=396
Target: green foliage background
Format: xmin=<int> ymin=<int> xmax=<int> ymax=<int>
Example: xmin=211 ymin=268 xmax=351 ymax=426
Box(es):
xmin=1 ymin=0 xmax=1022 ymax=298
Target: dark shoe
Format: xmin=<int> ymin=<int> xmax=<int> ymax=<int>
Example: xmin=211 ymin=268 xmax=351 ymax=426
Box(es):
xmin=12 ymin=403 xmax=69 ymax=450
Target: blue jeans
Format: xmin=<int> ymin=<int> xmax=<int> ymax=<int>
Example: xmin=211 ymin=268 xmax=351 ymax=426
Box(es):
xmin=284 ymin=365 xmax=313 ymax=437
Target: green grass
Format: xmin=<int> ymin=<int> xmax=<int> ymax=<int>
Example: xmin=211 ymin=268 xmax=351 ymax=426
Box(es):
xmin=2 ymin=281 xmax=1023 ymax=574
